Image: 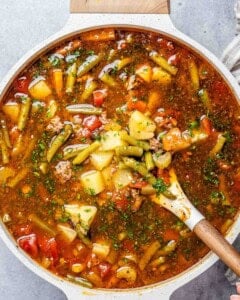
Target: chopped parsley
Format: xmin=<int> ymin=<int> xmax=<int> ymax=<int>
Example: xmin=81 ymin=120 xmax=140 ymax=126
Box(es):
xmin=203 ymin=158 xmax=219 ymax=185
xmin=48 ymin=54 xmax=61 ymax=67
xmin=152 ymin=178 xmax=168 ymax=194
xmin=44 ymin=177 xmax=55 ymax=194
xmin=223 ymin=131 xmax=233 ymax=143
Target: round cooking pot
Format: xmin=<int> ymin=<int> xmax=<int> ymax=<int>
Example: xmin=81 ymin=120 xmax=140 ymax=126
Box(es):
xmin=0 ymin=1 xmax=240 ymax=299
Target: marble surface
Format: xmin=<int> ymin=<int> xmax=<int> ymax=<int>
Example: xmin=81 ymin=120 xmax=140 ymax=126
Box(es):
xmin=0 ymin=0 xmax=239 ymax=299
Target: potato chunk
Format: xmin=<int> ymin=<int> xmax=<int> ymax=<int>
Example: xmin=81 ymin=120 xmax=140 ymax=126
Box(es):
xmin=29 ymin=77 xmax=52 ymax=99
xmin=135 ymin=64 xmax=152 ymax=83
xmin=92 ymin=242 xmax=110 ymax=259
xmin=80 ymin=170 xmax=105 ymax=195
xmin=152 ymin=67 xmax=172 ymax=84
xmin=129 ymin=111 xmax=156 ymax=140
xmin=57 ymin=224 xmax=77 ymax=243
xmin=2 ymin=102 xmax=20 ymax=123
xmin=100 ymin=131 xmax=126 ymax=151
xmin=64 ymin=204 xmax=97 ymax=235
xmin=90 ymin=151 xmax=114 ymax=170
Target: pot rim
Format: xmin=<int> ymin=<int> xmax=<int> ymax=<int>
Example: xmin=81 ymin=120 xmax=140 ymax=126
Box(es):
xmin=0 ymin=13 xmax=240 ymax=299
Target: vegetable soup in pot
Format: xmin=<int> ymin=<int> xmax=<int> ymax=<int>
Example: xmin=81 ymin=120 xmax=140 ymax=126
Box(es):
xmin=0 ymin=28 xmax=240 ymax=289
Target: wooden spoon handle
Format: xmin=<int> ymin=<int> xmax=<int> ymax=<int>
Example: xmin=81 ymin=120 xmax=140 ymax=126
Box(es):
xmin=194 ymin=219 xmax=240 ymax=276
xmin=70 ymin=0 xmax=170 ymax=14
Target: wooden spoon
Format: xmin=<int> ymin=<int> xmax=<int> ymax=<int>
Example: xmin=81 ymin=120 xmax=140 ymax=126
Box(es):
xmin=151 ymin=168 xmax=240 ymax=276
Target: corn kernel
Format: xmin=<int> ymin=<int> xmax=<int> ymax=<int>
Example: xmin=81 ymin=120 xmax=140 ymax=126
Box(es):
xmin=71 ymin=263 xmax=84 ymax=273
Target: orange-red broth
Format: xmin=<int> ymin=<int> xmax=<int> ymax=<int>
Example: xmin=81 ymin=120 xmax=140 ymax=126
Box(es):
xmin=0 ymin=28 xmax=240 ymax=289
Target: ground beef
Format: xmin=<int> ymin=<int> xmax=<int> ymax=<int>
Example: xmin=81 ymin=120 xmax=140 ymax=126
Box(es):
xmin=46 ymin=116 xmax=64 ymax=133
xmin=54 ymin=161 xmax=72 ymax=184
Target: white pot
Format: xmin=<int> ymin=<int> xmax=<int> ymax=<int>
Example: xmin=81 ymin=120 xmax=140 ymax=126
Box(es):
xmin=0 ymin=3 xmax=240 ymax=300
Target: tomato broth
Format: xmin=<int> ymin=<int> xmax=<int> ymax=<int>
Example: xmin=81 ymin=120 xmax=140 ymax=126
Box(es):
xmin=0 ymin=28 xmax=240 ymax=289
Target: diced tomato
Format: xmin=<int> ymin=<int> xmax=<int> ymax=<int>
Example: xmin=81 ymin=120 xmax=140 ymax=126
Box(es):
xmin=13 ymin=76 xmax=30 ymax=93
xmin=163 ymin=229 xmax=180 ymax=242
xmin=115 ymin=196 xmax=129 ymax=211
xmin=82 ymin=115 xmax=102 ymax=131
xmin=157 ymin=168 xmax=170 ymax=185
xmin=127 ymin=100 xmax=147 ymax=113
xmin=98 ymin=262 xmax=112 ymax=279
xmin=200 ymin=116 xmax=213 ymax=135
xmin=38 ymin=235 xmax=59 ymax=262
xmin=122 ymin=239 xmax=134 ymax=252
xmin=17 ymin=233 xmax=38 ymax=258
xmin=129 ymin=181 xmax=148 ymax=189
xmin=81 ymin=127 xmax=92 ymax=138
xmin=93 ymin=89 xmax=107 ymax=107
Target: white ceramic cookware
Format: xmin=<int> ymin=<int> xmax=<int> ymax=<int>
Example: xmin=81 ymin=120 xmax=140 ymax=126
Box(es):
xmin=0 ymin=1 xmax=240 ymax=299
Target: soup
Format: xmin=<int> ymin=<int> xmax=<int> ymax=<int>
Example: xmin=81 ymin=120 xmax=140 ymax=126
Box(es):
xmin=0 ymin=28 xmax=240 ymax=289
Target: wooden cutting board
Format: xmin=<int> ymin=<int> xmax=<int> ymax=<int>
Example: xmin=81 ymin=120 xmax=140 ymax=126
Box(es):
xmin=70 ymin=0 xmax=169 ymax=14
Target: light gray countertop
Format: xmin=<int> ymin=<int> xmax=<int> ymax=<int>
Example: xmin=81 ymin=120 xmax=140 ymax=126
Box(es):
xmin=0 ymin=0 xmax=239 ymax=299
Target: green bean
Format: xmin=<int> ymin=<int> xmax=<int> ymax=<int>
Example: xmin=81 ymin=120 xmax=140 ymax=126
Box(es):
xmin=149 ymin=51 xmax=178 ymax=75
xmin=188 ymin=60 xmax=199 ymax=90
xmin=63 ymin=144 xmax=89 ymax=160
xmin=141 ymin=183 xmax=175 ymax=199
xmin=141 ymin=184 xmax=156 ymax=195
xmin=66 ymin=104 xmax=102 ymax=115
xmin=77 ymin=53 xmax=104 ymax=77
xmin=73 ymin=141 xmax=101 ymax=165
xmin=28 ymin=213 xmax=56 ymax=236
xmin=146 ymin=173 xmax=157 ymax=185
xmin=123 ymin=157 xmax=176 ymax=199
xmin=116 ymin=57 xmax=132 ymax=71
xmin=162 ymin=190 xmax=176 ymax=200
xmin=75 ymin=224 xmax=93 ymax=248
xmin=7 ymin=167 xmax=29 ymax=188
xmin=145 ymin=152 xmax=155 ymax=171
xmin=115 ymin=146 xmax=143 ymax=157
xmin=17 ymin=96 xmax=32 ymax=131
xmin=122 ymin=157 xmax=148 ymax=177
xmin=46 ymin=124 xmax=73 ymax=162
xmin=120 ymin=131 xmax=150 ymax=151
xmin=99 ymin=73 xmax=117 ymax=87
xmin=198 ymin=88 xmax=211 ymax=110
xmin=118 ymin=161 xmax=128 ymax=169
xmin=139 ymin=240 xmax=161 ymax=271
xmin=12 ymin=134 xmax=24 ymax=157
xmin=0 ymin=114 xmax=11 ymax=148
xmin=67 ymin=274 xmax=93 ymax=289
xmin=149 ymin=256 xmax=166 ymax=268
xmin=66 ymin=62 xmax=77 ymax=93
xmin=157 ymin=240 xmax=177 ymax=256
xmin=122 ymin=157 xmax=156 ymax=184
xmin=39 ymin=162 xmax=49 ymax=174
xmin=0 ymin=133 xmax=9 ymax=164
xmin=81 ymin=79 xmax=98 ymax=101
